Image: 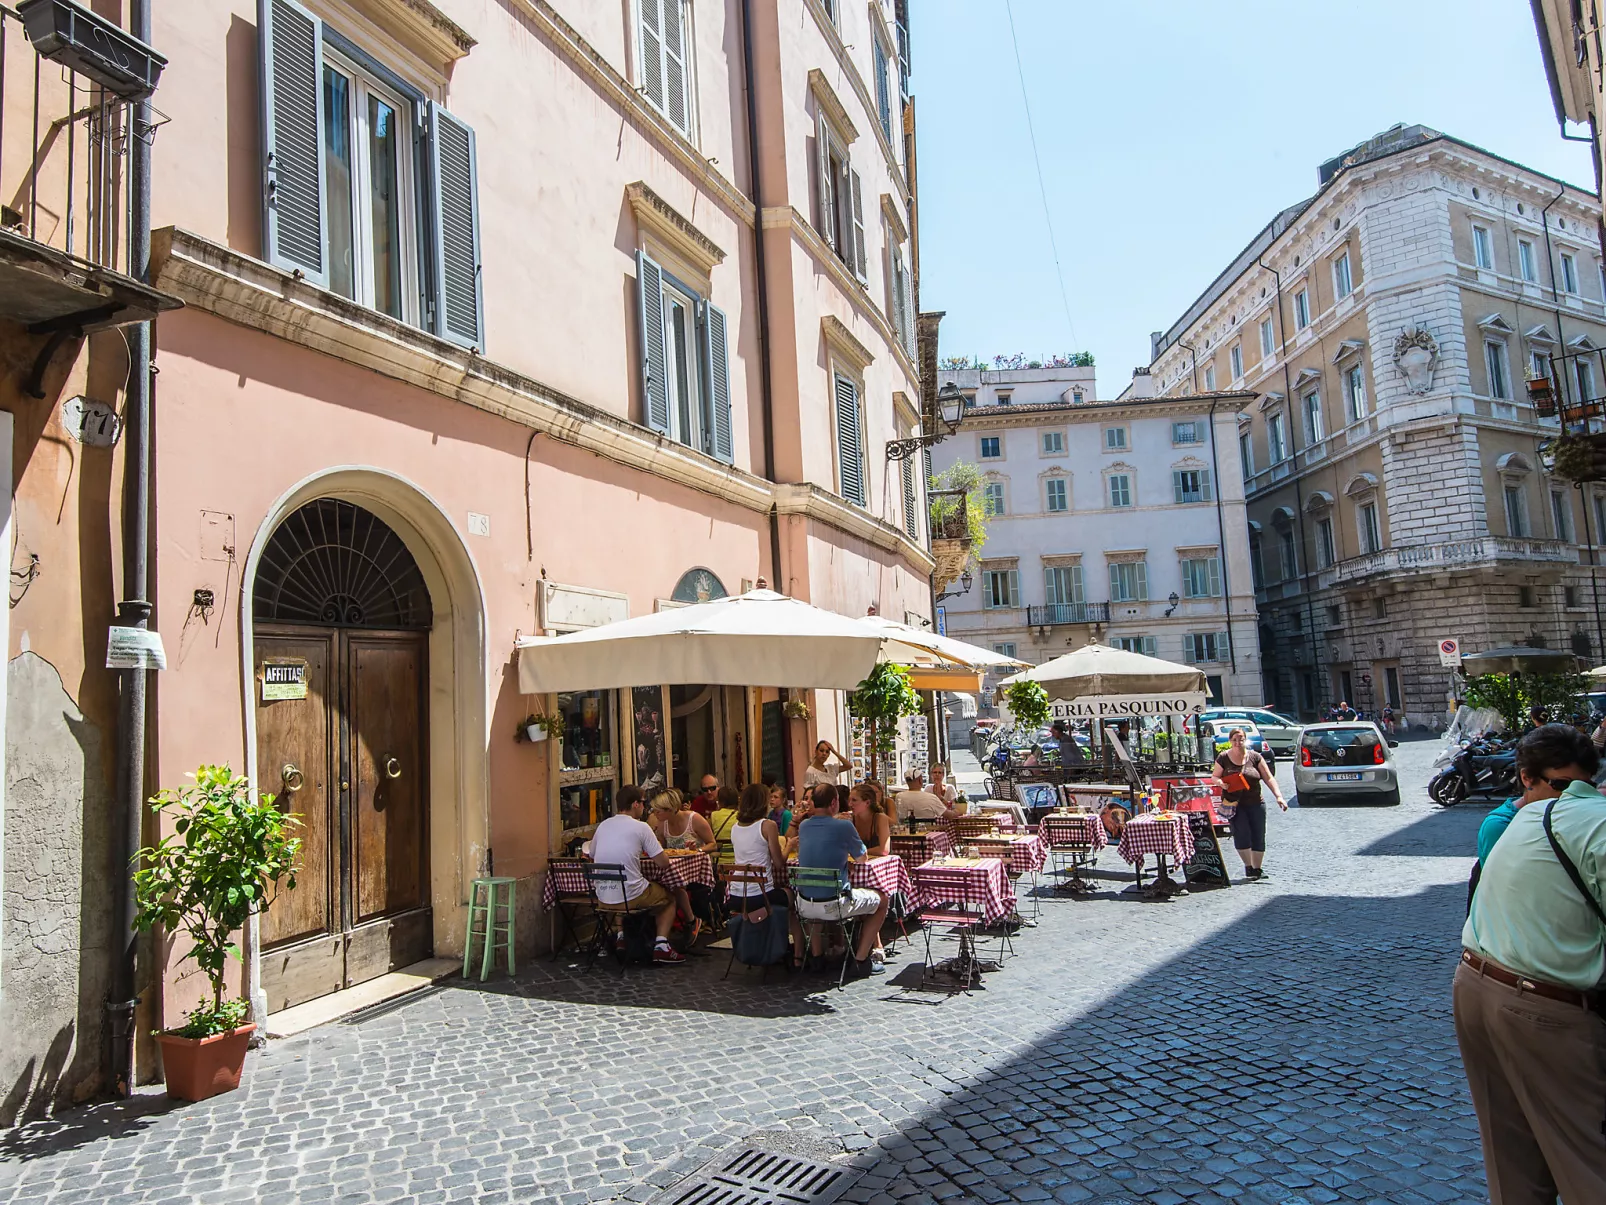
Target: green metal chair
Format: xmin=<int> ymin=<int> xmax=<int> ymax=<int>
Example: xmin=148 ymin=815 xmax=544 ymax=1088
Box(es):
xmin=788 ymin=865 xmax=860 ymax=990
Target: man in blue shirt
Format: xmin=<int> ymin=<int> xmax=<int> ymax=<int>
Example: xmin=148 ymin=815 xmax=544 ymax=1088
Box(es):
xmin=1457 ymin=724 xmax=1606 ymax=1201
xmin=794 ymin=784 xmax=888 ymax=973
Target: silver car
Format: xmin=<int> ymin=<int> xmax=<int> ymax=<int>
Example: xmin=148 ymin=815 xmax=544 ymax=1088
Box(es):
xmin=1294 ymin=722 xmax=1401 ymax=806
xmin=1202 ymin=707 xmax=1304 ymax=756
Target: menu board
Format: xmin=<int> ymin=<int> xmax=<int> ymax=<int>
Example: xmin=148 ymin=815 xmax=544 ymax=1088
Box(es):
xmin=632 ymin=685 xmax=666 ymax=793
xmin=1181 ymin=809 xmax=1232 ymax=889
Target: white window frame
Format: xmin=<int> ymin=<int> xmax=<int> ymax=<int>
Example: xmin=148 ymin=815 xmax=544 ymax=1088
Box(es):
xmin=1041 ymin=430 xmax=1066 ymax=456
xmin=1303 ymin=390 xmax=1324 ymax=443
xmin=1485 ymin=340 xmax=1510 ymax=400
xmin=1562 ymin=251 xmax=1580 ymax=294
xmin=1519 ymin=239 xmax=1538 ymax=283
xmin=982 ymin=569 xmax=1020 ymax=610
xmin=321 ymin=47 xmax=422 ymax=324
xmin=1293 ymin=289 xmax=1310 ymax=330
xmin=1180 ymin=555 xmax=1222 ymax=598
xmin=1316 ymin=515 xmax=1336 ymax=567
xmin=1267 ymin=411 xmax=1288 ymax=463
xmin=1577 ymin=356 xmax=1597 ymax=404
xmin=1344 ymin=364 xmax=1367 ymax=423
xmin=1172 ymin=420 xmax=1203 ymax=445
xmin=1472 ymin=224 xmax=1494 ymax=271
xmin=1203 ymin=363 xmax=1217 ymax=391
xmin=1504 ymin=482 xmax=1528 ymax=538
xmin=1230 ymin=343 xmax=1243 ymax=381
xmin=1108 ymin=560 xmax=1149 ymax=602
xmin=1103 ymin=425 xmax=1128 ymax=451
xmin=1044 ymin=564 xmax=1084 ymax=606
xmin=1172 ymin=468 xmax=1212 ymax=504
xmin=1278 ymin=528 xmax=1298 ymax=579
xmin=1552 ymin=488 xmax=1573 ymax=541
xmin=1239 ymin=430 xmax=1254 ymax=481
xmin=1044 ymin=476 xmax=1069 ymax=513
xmin=982 ymin=480 xmax=1007 ymax=517
xmin=1332 ymin=250 xmax=1352 ymax=299
xmin=1357 ymin=501 xmax=1382 ymax=554
xmin=660 ymin=274 xmax=708 ymax=451
xmin=1259 ymin=317 xmax=1275 ymax=359
xmin=979 ymin=434 xmax=1003 ymax=460
xmin=636 ymin=0 xmax=696 ymax=139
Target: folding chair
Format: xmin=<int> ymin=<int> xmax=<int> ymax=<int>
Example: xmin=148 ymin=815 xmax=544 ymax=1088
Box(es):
xmin=911 ymin=867 xmax=1015 ymax=991
xmin=974 ymin=838 xmax=1037 ymax=924
xmin=582 ymin=863 xmax=638 ymax=968
xmin=889 ymin=833 xmax=929 ymax=873
xmin=953 ymin=815 xmax=1001 ymax=843
xmin=723 ymin=864 xmax=787 ymax=980
xmin=546 ymin=857 xmax=595 ymax=959
xmin=1041 ymin=814 xmax=1099 ymax=895
xmin=788 ymin=866 xmax=862 ymax=990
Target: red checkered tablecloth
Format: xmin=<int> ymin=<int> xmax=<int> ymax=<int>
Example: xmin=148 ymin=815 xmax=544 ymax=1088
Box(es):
xmin=973 ymin=834 xmax=1048 ymax=877
xmin=783 ymin=854 xmax=914 ymax=900
xmin=540 ymin=852 xmax=714 ymax=910
xmin=913 ymin=858 xmax=1016 ymax=926
xmin=1040 ymin=812 xmax=1108 ymax=853
xmin=1116 ymin=814 xmax=1195 ymax=868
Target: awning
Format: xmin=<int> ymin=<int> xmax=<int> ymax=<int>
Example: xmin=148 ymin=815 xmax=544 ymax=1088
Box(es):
xmin=860 ymin=615 xmax=1028 ymax=672
xmin=997 ymin=641 xmax=1207 ymax=702
xmin=1460 ymin=645 xmax=1581 ymax=676
xmin=906 ymin=669 xmax=985 ymax=692
xmin=516 ymin=589 xmax=962 ymax=695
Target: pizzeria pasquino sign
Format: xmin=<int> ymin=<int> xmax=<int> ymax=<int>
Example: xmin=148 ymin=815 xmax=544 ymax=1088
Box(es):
xmin=1050 ymin=693 xmax=1209 ymax=720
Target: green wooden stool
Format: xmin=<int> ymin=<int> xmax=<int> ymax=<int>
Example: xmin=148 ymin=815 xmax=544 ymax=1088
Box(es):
xmin=463 ymin=877 xmax=517 ymax=981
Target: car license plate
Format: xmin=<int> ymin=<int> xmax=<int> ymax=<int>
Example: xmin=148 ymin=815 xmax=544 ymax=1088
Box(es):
xmin=1326 ymin=772 xmax=1362 ymax=782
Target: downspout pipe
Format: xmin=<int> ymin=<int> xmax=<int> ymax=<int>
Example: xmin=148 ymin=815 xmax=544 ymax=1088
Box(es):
xmin=1205 ymin=397 xmax=1239 ymax=678
xmin=111 ymin=0 xmax=154 ymax=1096
xmin=1257 ymin=254 xmax=1323 ymax=713
xmin=741 ymin=0 xmax=791 ymax=790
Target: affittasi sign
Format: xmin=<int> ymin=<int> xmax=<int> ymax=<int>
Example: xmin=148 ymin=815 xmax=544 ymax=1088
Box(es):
xmin=1050 ymin=693 xmax=1208 ymax=720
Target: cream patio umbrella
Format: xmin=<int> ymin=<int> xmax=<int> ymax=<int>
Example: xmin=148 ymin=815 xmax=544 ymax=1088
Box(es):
xmin=516 ymin=589 xmax=962 ymax=695
xmin=996 ymin=641 xmax=1208 ymax=702
xmin=859 ymin=614 xmax=1028 ymax=671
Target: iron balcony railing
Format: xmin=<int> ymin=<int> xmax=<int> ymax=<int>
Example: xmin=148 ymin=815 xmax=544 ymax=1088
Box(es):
xmin=1028 ymin=602 xmax=1111 ymax=626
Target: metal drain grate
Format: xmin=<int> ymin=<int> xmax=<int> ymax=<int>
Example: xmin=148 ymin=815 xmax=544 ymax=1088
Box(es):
xmin=650 ymin=1144 xmax=861 ymax=1205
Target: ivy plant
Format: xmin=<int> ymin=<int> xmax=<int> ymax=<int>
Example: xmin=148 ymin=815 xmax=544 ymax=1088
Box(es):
xmin=133 ymin=765 xmax=302 ymax=1037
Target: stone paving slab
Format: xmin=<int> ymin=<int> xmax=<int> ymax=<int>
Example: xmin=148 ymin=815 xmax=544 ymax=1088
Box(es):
xmin=0 ymin=745 xmax=1493 ymax=1204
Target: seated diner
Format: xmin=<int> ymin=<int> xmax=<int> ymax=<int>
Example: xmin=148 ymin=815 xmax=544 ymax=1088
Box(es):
xmin=588 ymin=786 xmax=687 ymax=965
xmin=895 ymin=771 xmax=948 ymax=822
xmin=848 ymin=782 xmax=892 ymax=856
xmin=795 ymin=784 xmax=889 ymax=975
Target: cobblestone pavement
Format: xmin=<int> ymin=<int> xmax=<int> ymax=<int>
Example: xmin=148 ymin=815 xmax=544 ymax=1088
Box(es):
xmin=0 ymin=741 xmax=1495 ymax=1204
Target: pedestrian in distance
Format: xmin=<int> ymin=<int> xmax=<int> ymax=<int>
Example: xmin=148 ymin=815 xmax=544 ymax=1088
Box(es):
xmin=1211 ymin=726 xmax=1287 ymax=882
xmin=1456 ymin=722 xmax=1606 ymax=1203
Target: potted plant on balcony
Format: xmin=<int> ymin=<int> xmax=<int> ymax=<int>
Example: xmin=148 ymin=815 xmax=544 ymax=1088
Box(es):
xmin=133 ymin=765 xmax=301 ymax=1101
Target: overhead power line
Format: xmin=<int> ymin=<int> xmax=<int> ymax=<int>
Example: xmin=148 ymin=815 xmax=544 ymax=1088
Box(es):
xmin=1003 ymin=0 xmax=1079 ymax=351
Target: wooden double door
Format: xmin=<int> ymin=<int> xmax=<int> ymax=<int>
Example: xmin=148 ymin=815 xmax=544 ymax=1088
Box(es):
xmin=255 ymin=626 xmax=430 ymax=1010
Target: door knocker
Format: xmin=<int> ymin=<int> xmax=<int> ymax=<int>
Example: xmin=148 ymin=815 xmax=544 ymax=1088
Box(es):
xmin=281 ymin=763 xmax=304 ymax=794
xmin=383 ymin=755 xmax=402 ymax=780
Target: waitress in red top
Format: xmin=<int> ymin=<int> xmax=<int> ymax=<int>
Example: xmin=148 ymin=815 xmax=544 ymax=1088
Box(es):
xmin=1211 ymin=727 xmax=1287 ymax=881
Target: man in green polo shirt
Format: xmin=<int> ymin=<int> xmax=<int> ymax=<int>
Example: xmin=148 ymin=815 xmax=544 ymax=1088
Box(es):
xmin=1458 ymin=723 xmax=1606 ymax=1202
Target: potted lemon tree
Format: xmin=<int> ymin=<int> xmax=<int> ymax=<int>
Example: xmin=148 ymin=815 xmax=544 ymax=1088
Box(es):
xmin=134 ymin=764 xmax=301 ymax=1101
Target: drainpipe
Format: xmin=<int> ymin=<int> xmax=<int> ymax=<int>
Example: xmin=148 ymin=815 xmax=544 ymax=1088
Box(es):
xmin=1205 ymin=397 xmax=1239 ymax=680
xmin=740 ymin=0 xmax=791 ymax=790
xmin=110 ymin=0 xmax=154 ymax=1096
xmin=1542 ymin=181 xmax=1570 ymax=366
xmin=1258 ymin=255 xmax=1323 ymax=714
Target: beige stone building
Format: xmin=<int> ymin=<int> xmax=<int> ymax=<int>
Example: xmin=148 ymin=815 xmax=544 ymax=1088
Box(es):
xmin=1150 ymin=125 xmax=1606 ymax=724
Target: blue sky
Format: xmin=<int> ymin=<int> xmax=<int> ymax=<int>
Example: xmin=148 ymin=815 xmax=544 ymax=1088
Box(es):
xmin=914 ymin=0 xmax=1598 ymax=390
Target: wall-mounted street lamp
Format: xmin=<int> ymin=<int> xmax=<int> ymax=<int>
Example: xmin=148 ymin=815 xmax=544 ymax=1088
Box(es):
xmin=936 ymin=569 xmax=974 ymax=603
xmin=1164 ymin=591 xmax=1181 ymax=618
xmin=887 ymin=383 xmax=968 ymax=461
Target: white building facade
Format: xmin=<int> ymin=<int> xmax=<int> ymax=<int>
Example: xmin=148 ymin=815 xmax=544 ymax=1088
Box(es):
xmin=930 ymin=367 xmax=1261 ymax=704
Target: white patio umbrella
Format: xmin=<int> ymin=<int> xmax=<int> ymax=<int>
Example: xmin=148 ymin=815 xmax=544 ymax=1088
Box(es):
xmin=516 ymin=589 xmax=960 ymax=695
xmin=859 ymin=614 xmax=1028 ymax=671
xmin=996 ymin=641 xmax=1207 ymax=702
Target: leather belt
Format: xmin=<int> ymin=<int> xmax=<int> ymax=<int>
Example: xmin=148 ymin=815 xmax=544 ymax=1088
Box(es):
xmin=1462 ymin=949 xmax=1597 ymax=1009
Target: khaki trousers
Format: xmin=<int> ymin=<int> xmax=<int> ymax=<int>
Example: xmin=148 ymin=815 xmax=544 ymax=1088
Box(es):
xmin=1453 ymin=959 xmax=1606 ymax=1203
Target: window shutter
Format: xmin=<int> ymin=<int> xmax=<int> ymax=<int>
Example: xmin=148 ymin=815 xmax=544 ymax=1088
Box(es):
xmin=1171 ymin=471 xmax=1183 ymax=504
xmin=700 ymin=300 xmax=733 ymax=463
xmin=259 ymin=0 xmax=327 ymax=285
xmin=1071 ymin=564 xmax=1084 ymax=602
xmin=1201 ymin=469 xmax=1214 ymax=502
xmin=1108 ymin=563 xmax=1121 ymax=601
xmin=637 ymin=250 xmax=670 ymax=434
xmin=1219 ymin=631 xmax=1232 ymax=659
xmin=1007 ymin=570 xmax=1020 ymax=606
xmin=660 ymin=0 xmax=688 ymax=132
xmin=901 ymin=458 xmax=917 ymax=539
xmin=1209 ymin=557 xmax=1222 ymax=597
xmin=874 ymin=37 xmax=892 ymax=139
xmin=1183 ymin=634 xmax=1196 ymax=664
xmin=427 ymin=103 xmax=485 ymax=350
xmin=816 ymin=116 xmax=836 ymax=251
xmin=850 ymin=169 xmax=868 ymax=282
xmin=902 ymin=261 xmax=917 ymax=360
xmin=835 ymin=374 xmax=864 ymax=506
xmin=1135 ymin=561 xmax=1148 ymax=600
xmin=639 ymin=0 xmax=665 ymax=113
xmin=890 ymin=247 xmax=906 ymax=347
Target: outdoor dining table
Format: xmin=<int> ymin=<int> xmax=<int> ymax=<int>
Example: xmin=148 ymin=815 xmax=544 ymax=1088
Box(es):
xmin=1116 ymin=813 xmax=1195 ymax=899
xmin=541 ymin=849 xmax=716 ymax=911
xmin=973 ymin=832 xmax=1048 ymax=878
xmin=1040 ymin=810 xmax=1108 ymax=895
xmin=785 ymin=853 xmax=917 ymax=901
xmin=913 ymin=856 xmax=1017 ymax=983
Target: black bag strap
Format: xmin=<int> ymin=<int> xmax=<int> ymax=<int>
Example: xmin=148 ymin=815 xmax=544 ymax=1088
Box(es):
xmin=1543 ymin=798 xmax=1606 ymax=930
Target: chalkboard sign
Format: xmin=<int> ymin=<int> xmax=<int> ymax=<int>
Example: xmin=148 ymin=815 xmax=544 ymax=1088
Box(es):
xmin=1181 ymin=809 xmax=1232 ymax=888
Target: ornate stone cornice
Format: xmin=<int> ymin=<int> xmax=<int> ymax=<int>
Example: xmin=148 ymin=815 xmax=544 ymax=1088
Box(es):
xmin=343 ymin=0 xmax=474 ymax=62
xmin=626 ymin=181 xmax=726 ymax=273
xmin=808 ymin=69 xmax=860 ymax=143
xmin=822 ymin=315 xmax=875 ymax=375
xmin=880 ymin=193 xmax=908 ymax=244
xmin=774 ymin=483 xmax=935 ymax=571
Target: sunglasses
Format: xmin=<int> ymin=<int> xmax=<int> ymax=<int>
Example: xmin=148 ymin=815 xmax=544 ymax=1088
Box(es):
xmin=1544 ymin=775 xmax=1583 ymax=792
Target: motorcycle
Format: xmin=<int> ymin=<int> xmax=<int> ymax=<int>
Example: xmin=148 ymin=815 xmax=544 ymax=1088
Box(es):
xmin=1429 ymin=736 xmax=1518 ymax=805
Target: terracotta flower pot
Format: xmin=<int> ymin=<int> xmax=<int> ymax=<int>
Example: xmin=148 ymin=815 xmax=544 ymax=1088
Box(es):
xmin=155 ymin=1023 xmax=256 ymax=1102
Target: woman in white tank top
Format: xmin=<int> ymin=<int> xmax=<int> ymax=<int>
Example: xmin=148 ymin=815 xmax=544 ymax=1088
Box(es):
xmin=726 ymin=785 xmax=787 ymax=904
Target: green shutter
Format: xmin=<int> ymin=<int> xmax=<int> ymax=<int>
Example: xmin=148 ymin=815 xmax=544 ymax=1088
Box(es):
xmin=701 ymin=301 xmax=733 ymax=463
xmin=259 ymin=0 xmax=327 ymax=284
xmin=637 ymin=250 xmax=670 ymax=434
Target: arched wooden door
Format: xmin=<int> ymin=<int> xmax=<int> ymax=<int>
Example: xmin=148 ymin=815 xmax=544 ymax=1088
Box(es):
xmin=253 ymin=499 xmax=432 ymax=1010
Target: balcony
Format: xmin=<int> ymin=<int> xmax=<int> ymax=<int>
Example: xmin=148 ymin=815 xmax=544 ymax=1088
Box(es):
xmin=1331 ymin=537 xmax=1578 ymax=585
xmin=1028 ymin=602 xmax=1111 ymax=627
xmin=0 ymin=3 xmax=180 ymax=364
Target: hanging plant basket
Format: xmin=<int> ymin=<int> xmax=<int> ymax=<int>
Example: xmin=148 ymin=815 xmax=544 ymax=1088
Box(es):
xmin=783 ymin=698 xmax=811 ymax=720
xmin=1550 ymin=435 xmax=1604 ymax=483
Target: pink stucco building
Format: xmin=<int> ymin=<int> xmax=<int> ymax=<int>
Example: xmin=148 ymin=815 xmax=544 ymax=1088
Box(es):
xmin=0 ymin=0 xmax=933 ymax=1106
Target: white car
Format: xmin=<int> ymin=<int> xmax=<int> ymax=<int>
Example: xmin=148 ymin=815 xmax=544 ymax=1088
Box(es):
xmin=1294 ymin=722 xmax=1401 ymax=806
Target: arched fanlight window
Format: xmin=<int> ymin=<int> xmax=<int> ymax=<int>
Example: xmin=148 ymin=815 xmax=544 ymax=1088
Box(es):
xmin=254 ymin=499 xmax=432 ymax=630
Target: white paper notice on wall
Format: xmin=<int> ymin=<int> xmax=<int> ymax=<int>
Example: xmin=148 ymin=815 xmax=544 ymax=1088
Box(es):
xmin=467 ymin=511 xmax=491 ymax=537
xmin=106 ymin=626 xmax=167 ymax=671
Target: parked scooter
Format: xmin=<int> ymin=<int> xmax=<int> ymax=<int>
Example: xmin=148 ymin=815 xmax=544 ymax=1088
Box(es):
xmin=1429 ymin=735 xmax=1518 ymax=805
